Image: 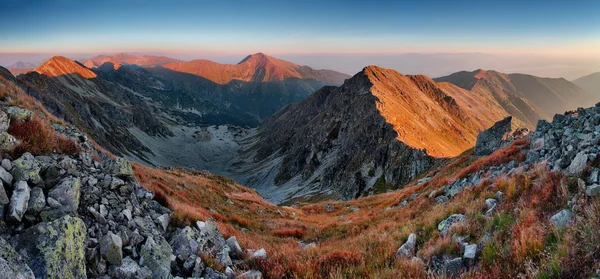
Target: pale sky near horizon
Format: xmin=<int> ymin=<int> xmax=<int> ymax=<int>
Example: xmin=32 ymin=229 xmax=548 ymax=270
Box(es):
xmin=1 ymin=0 xmax=599 ymax=79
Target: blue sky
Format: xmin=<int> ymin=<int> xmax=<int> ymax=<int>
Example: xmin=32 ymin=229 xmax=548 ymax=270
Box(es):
xmin=1 ymin=0 xmax=599 ymax=55
xmin=0 ymin=0 xmax=599 ymax=78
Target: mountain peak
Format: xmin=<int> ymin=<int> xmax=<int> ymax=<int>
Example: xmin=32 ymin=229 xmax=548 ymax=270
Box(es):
xmin=238 ymin=52 xmax=278 ymax=65
xmin=35 ymin=56 xmax=97 ymax=79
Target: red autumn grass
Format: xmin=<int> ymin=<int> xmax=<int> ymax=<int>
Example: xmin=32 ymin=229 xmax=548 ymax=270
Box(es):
xmin=273 ymin=228 xmax=305 ymax=239
xmin=8 ymin=116 xmax=79 ymax=157
xmin=454 ymin=138 xmax=530 ymax=180
xmin=312 ymin=250 xmax=365 ymax=278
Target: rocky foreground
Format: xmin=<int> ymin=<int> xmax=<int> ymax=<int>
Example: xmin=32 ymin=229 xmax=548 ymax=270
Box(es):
xmin=0 ymin=107 xmax=263 ymax=278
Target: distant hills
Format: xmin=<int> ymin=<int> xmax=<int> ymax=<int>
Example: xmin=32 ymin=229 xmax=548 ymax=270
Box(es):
xmin=81 ymin=53 xmax=180 ymax=68
xmin=161 ymin=53 xmax=349 ymax=84
xmin=435 ymin=69 xmax=592 ymax=124
xmin=573 ymin=71 xmax=600 ymax=97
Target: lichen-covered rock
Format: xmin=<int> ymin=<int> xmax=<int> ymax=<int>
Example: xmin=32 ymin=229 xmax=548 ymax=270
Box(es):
xmin=4 ymin=106 xmax=33 ymax=121
xmin=198 ymin=220 xmax=231 ymax=266
xmin=0 ymin=110 xmax=10 ymax=132
xmin=139 ymin=235 xmax=172 ymax=279
xmin=0 ymin=238 xmax=35 ymax=279
xmin=10 ymin=153 xmax=42 ymax=185
xmin=102 ymin=158 xmax=134 ymax=178
xmin=438 ymin=214 xmax=467 ymax=236
xmin=0 ymin=132 xmax=20 ymax=152
xmin=47 ymin=176 xmax=80 ymax=212
xmin=8 ymin=181 xmax=30 ymax=222
xmin=168 ymin=226 xmax=199 ymax=262
xmin=474 ymin=116 xmax=512 ymax=156
xmin=10 ymin=215 xmax=87 ymax=279
xmin=107 ymin=257 xmax=140 ymax=279
xmin=395 ymin=233 xmax=416 ymax=259
xmin=100 ymin=232 xmax=123 ymax=265
xmin=26 ymin=187 xmax=46 ymax=214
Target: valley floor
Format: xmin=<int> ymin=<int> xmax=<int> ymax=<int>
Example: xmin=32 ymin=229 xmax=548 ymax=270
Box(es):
xmin=127 ymin=124 xmax=254 ymax=177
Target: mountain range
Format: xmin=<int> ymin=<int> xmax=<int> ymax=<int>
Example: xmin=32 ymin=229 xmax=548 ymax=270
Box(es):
xmin=234 ymin=65 xmax=596 ymax=203
xmin=1 ymin=53 xmax=598 ymax=204
xmin=0 ymin=51 xmax=599 ymax=278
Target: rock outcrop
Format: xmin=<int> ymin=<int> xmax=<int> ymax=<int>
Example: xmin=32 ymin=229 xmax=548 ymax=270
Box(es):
xmin=474 ymin=116 xmax=513 ymax=156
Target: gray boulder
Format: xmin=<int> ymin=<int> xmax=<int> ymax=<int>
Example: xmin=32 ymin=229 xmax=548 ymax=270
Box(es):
xmin=226 ymin=236 xmax=243 ymax=259
xmin=108 ymin=257 xmax=141 ymax=279
xmin=438 ymin=214 xmax=468 ymax=236
xmin=251 ymin=248 xmax=267 ymax=260
xmin=0 ymin=238 xmax=35 ymax=279
xmin=168 ymin=226 xmax=199 ymax=262
xmin=0 ymin=165 xmax=13 ymax=187
xmin=4 ymin=106 xmax=33 ymax=121
xmin=26 ymin=187 xmax=46 ymax=214
xmin=139 ymin=235 xmax=173 ymax=279
xmin=586 ymin=184 xmax=600 ymax=197
xmin=47 ymin=176 xmax=81 ymax=212
xmin=463 ymin=244 xmax=477 ymax=260
xmin=0 ymin=132 xmax=20 ymax=152
xmin=568 ymin=151 xmax=589 ymax=174
xmin=102 ymin=158 xmax=134 ymax=178
xmin=550 ymin=209 xmax=574 ymax=228
xmin=10 ymin=215 xmax=87 ymax=279
xmin=100 ymin=232 xmax=123 ymax=265
xmin=198 ymin=220 xmax=232 ymax=266
xmin=395 ymin=233 xmax=416 ymax=259
xmin=0 ymin=110 xmax=9 ymax=132
xmin=474 ymin=116 xmax=512 ymax=156
xmin=8 ymin=181 xmax=30 ymax=222
xmin=10 ymin=153 xmax=42 ymax=185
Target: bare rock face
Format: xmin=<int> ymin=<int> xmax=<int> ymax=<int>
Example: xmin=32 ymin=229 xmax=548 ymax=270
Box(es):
xmin=236 ymin=66 xmax=436 ymax=203
xmin=474 ymin=116 xmax=513 ymax=156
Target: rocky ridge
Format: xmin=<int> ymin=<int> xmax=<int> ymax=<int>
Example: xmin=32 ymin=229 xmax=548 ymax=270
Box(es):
xmin=0 ymin=106 xmax=263 ymax=278
xmin=387 ymin=103 xmax=600 ymax=276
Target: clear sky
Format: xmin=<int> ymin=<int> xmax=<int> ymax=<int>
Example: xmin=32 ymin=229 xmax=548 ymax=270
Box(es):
xmin=1 ymin=0 xmax=599 ymax=78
